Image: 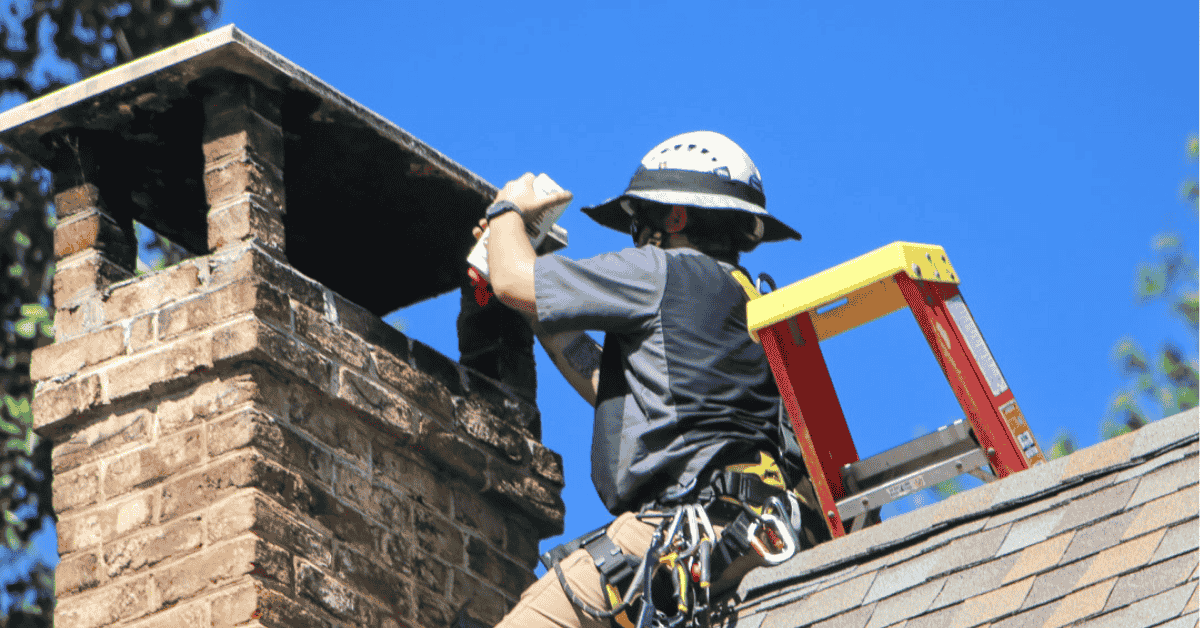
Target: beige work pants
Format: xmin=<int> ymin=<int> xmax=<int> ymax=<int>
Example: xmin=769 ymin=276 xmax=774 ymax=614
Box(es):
xmin=497 ymin=511 xmax=658 ymax=628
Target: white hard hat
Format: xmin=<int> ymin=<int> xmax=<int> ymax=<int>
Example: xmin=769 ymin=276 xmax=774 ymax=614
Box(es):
xmin=582 ymin=131 xmax=801 ymax=246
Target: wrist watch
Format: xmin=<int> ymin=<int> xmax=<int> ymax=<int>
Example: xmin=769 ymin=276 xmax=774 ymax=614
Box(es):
xmin=485 ymin=200 xmax=520 ymax=222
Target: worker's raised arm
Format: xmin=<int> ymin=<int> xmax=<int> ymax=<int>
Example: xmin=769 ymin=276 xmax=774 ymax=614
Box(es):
xmin=534 ymin=328 xmax=600 ymax=406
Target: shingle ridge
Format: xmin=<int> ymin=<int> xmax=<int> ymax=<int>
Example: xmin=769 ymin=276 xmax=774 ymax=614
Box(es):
xmin=737 ymin=410 xmax=1199 ymax=604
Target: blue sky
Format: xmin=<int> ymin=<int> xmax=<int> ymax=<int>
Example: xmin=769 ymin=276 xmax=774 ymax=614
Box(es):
xmin=220 ymin=0 xmax=1198 ymax=563
xmin=5 ymin=1 xmax=1197 ymax=597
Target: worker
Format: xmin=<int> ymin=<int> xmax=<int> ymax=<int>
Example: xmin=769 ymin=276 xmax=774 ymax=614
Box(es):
xmin=477 ymin=131 xmax=818 ymax=628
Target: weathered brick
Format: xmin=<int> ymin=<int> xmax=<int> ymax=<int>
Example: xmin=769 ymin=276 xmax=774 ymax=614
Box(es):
xmin=208 ymin=407 xmax=284 ymax=458
xmin=52 ymin=407 xmax=150 ymax=473
xmin=338 ymin=368 xmax=416 ymax=437
xmin=159 ymin=279 xmax=288 ymax=340
xmin=54 ymin=208 xmax=131 ymax=259
xmin=160 ymin=451 xmax=264 ymax=521
xmin=55 ymin=575 xmax=152 ymax=628
xmin=418 ymin=594 xmax=454 ymax=628
xmin=32 ymin=373 xmax=102 ymax=430
xmin=483 ymin=463 xmax=565 ymax=537
xmin=276 ymin=424 xmax=335 ymax=485
xmin=334 ymin=464 xmax=372 ymax=512
xmin=255 ymin=586 xmax=333 ymax=628
xmin=202 ymin=103 xmax=284 ymax=165
xmin=410 ymin=339 xmax=465 ymax=396
xmin=224 ymin=492 xmax=333 ymax=568
xmin=288 ymin=388 xmax=370 ymax=468
xmin=209 ymin=582 xmax=260 ymax=628
xmin=57 ymin=491 xmax=156 ymax=555
xmin=54 ymin=183 xmax=103 ymax=218
xmin=367 ymin=484 xmax=411 ymax=531
xmin=103 ymin=334 xmax=214 ymax=401
xmin=294 ymin=301 xmax=369 ymax=370
xmin=374 ymin=450 xmax=451 ymax=513
xmin=332 ymin=545 xmax=413 ymax=614
xmin=372 ymin=348 xmax=454 ymax=422
xmin=454 ymin=490 xmax=505 ymax=549
xmin=209 ymin=245 xmax=324 ymax=312
xmin=302 ymin=483 xmax=374 ymax=551
xmin=530 ymin=440 xmax=564 ymax=487
xmin=413 ymin=550 xmax=450 ymax=596
xmin=103 ymin=428 xmax=202 ymax=497
xmin=53 ymin=251 xmax=133 ymax=306
xmin=128 ymin=312 xmax=156 ymax=353
xmin=194 ymin=370 xmax=267 ymax=420
xmin=296 ymin=560 xmax=378 ymax=625
xmin=104 ymin=513 xmax=203 ymax=578
xmin=414 ymin=507 xmax=464 ymax=565
xmin=121 ymin=600 xmax=209 ymax=628
xmin=452 ymin=570 xmax=510 ymax=625
xmin=420 ymin=423 xmax=486 ymax=488
xmin=505 ymin=514 xmax=539 ymax=569
xmin=102 ymin=261 xmax=202 ymax=322
xmin=155 ymin=536 xmax=292 ymax=607
xmin=52 ymin=299 xmax=105 ymax=341
xmin=205 ymin=152 xmax=284 ymax=209
xmin=378 ymin=529 xmax=414 ymax=574
xmin=208 ymin=194 xmax=286 ymax=255
xmin=30 ymin=323 xmax=124 ymax=381
xmin=54 ymin=462 xmax=100 ymax=513
xmin=56 ymin=548 xmax=103 ymax=595
xmin=466 ymin=535 xmax=535 ymax=598
xmin=457 ymin=397 xmax=529 ymax=464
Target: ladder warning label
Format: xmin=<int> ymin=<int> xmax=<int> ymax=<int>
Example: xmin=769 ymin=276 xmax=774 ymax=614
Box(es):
xmin=946 ymin=296 xmax=1009 ymax=397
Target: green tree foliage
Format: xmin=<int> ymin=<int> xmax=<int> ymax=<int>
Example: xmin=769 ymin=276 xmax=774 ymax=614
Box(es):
xmin=0 ymin=2 xmax=220 ymax=624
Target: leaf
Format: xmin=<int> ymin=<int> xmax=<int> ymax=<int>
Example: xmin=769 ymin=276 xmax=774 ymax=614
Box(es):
xmin=20 ymin=303 xmax=48 ymax=318
xmin=5 ymin=525 xmax=18 ymax=550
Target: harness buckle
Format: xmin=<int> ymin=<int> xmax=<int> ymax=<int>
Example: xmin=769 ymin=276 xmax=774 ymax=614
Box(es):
xmin=745 ymin=512 xmax=796 ymax=565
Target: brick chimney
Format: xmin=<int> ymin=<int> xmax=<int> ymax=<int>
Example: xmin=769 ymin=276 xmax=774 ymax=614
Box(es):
xmin=2 ymin=26 xmax=565 ymax=628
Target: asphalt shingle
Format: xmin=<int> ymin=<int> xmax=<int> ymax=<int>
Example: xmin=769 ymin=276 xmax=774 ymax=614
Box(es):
xmin=863 ymin=578 xmax=945 ymax=628
xmin=1150 ymin=519 xmax=1200 ymax=563
xmin=1104 ymin=552 xmax=1198 ymax=611
xmin=733 ymin=410 xmax=1198 ymax=627
xmin=1000 ymin=532 xmax=1073 ymax=584
xmin=1120 ymin=484 xmax=1199 ymax=540
xmin=1049 ymin=480 xmax=1138 ymax=535
xmin=1056 ymin=509 xmax=1140 ymax=565
xmin=1126 ymin=456 xmax=1198 ymax=508
xmin=993 ymin=509 xmax=1065 ymax=557
xmin=951 ymin=576 xmax=1034 ymax=626
xmin=1085 ymin=581 xmax=1196 ymax=628
xmin=1039 ymin=577 xmax=1116 ymax=627
xmin=1076 ymin=528 xmax=1168 ymax=588
xmin=931 ymin=554 xmax=1020 ymax=610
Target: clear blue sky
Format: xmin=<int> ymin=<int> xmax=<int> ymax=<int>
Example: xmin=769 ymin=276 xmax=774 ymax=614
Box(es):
xmin=222 ymin=1 xmax=1198 ymax=562
xmin=7 ymin=1 xmax=1197 ymax=596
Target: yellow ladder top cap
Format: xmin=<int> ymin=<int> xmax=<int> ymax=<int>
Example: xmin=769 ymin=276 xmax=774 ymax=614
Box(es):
xmin=747 ymin=241 xmax=959 ymax=333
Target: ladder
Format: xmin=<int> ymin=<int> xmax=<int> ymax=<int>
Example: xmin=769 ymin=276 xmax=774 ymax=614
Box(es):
xmin=739 ymin=242 xmax=1046 ymax=538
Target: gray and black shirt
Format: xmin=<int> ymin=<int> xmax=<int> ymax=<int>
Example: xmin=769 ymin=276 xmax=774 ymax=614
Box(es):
xmin=536 ymin=245 xmax=781 ymax=515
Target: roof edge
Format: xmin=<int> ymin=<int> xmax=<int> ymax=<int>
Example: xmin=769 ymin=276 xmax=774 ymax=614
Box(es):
xmin=738 ymin=408 xmax=1199 ymax=600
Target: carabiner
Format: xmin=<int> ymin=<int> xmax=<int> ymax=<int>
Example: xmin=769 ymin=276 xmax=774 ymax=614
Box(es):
xmin=745 ymin=512 xmax=796 ymax=565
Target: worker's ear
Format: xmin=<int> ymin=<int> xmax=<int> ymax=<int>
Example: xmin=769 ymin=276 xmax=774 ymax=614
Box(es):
xmin=665 ymin=205 xmax=688 ymax=233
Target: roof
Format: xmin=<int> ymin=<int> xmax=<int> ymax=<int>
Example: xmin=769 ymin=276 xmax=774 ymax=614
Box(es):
xmin=0 ymin=25 xmax=556 ymax=312
xmin=734 ymin=408 xmax=1199 ymax=627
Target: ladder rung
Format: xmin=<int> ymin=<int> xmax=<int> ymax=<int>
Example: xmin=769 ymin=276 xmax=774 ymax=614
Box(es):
xmin=836 ymin=447 xmax=994 ymax=524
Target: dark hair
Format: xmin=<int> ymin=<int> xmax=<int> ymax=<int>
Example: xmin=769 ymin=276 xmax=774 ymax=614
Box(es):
xmin=630 ymin=200 xmax=756 ymax=265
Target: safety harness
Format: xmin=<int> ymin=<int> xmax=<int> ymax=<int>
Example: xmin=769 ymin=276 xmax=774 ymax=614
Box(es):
xmin=540 ymin=451 xmax=804 ymax=628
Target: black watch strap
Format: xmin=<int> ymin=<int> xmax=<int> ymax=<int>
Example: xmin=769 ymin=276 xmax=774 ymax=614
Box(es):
xmin=486 ymin=200 xmax=520 ymax=222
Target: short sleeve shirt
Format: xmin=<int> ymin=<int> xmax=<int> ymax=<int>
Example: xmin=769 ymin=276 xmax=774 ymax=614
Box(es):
xmin=536 ymin=246 xmax=780 ymax=514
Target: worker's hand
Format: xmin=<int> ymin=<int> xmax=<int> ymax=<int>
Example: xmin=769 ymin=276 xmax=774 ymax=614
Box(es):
xmin=494 ymin=172 xmax=573 ymax=222
xmin=471 ymin=217 xmax=488 ymax=241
